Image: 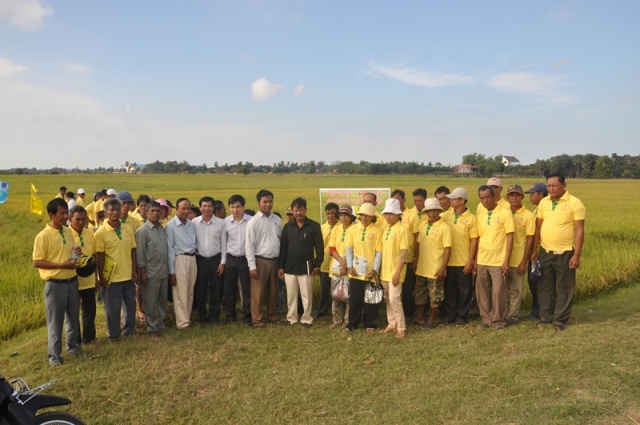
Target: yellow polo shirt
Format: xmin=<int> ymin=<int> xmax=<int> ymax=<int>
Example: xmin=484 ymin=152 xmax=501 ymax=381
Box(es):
xmin=130 ymin=209 xmax=144 ymax=223
xmin=320 ymin=221 xmax=339 ymax=273
xmin=94 ymin=221 xmax=137 ymax=283
xmin=346 ymin=222 xmax=382 ymax=281
xmin=33 ymin=225 xmax=76 ymax=281
xmin=400 ymin=207 xmax=417 ymax=262
xmin=476 ymin=197 xmax=510 ymax=216
xmin=84 ymin=201 xmax=96 ymax=229
xmin=442 ymin=208 xmax=479 ymax=267
xmin=538 ymin=191 xmax=586 ymax=252
xmin=509 ymin=206 xmax=535 ymax=267
xmin=380 ymin=221 xmax=411 ymax=282
xmin=95 ymin=199 xmax=104 ymax=213
xmin=416 ymin=219 xmax=452 ymax=279
xmin=70 ymin=226 xmax=96 ymax=290
xmin=477 ymin=204 xmax=515 ymax=267
xmin=76 ymin=196 xmax=85 ymax=206
xmin=329 ymin=224 xmax=355 ymax=277
xmin=121 ymin=215 xmax=141 ymax=233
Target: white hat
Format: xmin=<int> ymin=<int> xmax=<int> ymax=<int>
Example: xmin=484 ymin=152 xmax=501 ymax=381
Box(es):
xmin=381 ymin=198 xmax=403 ymax=215
xmin=421 ymin=198 xmax=443 ymax=212
xmin=446 ymin=187 xmax=468 ymax=200
xmin=357 ymin=202 xmax=376 ymax=217
xmin=77 ymin=188 xmax=85 ymax=194
xmin=487 ymin=177 xmax=502 ymax=187
xmin=106 ymin=188 xmax=117 ymax=196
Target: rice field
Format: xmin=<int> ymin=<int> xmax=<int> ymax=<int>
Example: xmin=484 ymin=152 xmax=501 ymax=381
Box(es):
xmin=1 ymin=173 xmax=639 ymax=340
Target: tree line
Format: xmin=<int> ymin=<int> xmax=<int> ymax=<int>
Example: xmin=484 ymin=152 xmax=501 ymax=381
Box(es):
xmin=2 ymin=153 xmax=639 ymax=179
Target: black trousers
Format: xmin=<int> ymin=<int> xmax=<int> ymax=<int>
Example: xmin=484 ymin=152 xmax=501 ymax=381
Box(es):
xmin=223 ymin=255 xmax=251 ymax=323
xmin=347 ymin=278 xmax=379 ymax=330
xmin=527 ymin=261 xmax=540 ymax=318
xmin=401 ymin=265 xmax=417 ymax=318
xmin=195 ymin=254 xmax=223 ymax=322
xmin=78 ymin=287 xmax=96 ymax=344
xmin=316 ymin=272 xmax=332 ymax=316
xmin=440 ymin=266 xmax=474 ymax=324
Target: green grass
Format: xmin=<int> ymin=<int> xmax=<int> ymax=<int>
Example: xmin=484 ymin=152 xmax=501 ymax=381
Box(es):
xmin=2 ymin=174 xmax=640 ymax=339
xmin=1 ymin=281 xmax=639 ymax=424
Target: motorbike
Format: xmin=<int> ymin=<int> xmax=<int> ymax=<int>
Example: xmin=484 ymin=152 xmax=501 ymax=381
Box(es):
xmin=0 ymin=374 xmax=85 ymax=425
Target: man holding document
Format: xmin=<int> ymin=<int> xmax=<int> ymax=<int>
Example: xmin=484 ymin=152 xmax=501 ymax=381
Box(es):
xmin=278 ymin=198 xmax=324 ymax=328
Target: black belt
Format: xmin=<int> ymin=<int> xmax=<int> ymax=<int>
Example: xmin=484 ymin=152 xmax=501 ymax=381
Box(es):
xmin=179 ymin=252 xmax=196 ymax=256
xmin=256 ymin=255 xmax=278 ymax=261
xmin=49 ymin=277 xmax=78 ymax=284
xmin=197 ymin=253 xmax=221 ymax=260
xmin=227 ymin=254 xmax=246 ymax=261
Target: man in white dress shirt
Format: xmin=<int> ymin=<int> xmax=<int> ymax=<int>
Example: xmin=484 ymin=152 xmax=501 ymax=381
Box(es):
xmin=245 ymin=189 xmax=282 ymax=328
xmin=222 ymin=195 xmax=252 ymax=325
xmin=192 ymin=196 xmax=226 ymax=324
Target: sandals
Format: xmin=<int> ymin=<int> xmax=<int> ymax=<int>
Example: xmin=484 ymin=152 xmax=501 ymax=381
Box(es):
xmin=395 ymin=330 xmax=407 ymax=339
xmin=381 ymin=326 xmax=397 ymax=334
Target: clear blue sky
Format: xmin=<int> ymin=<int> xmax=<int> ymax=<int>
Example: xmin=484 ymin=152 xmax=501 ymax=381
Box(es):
xmin=1 ymin=0 xmax=638 ymax=169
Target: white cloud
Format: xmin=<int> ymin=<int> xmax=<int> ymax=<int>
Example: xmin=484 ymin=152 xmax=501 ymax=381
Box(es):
xmin=65 ymin=63 xmax=91 ymax=76
xmin=293 ymin=84 xmax=305 ymax=96
xmin=485 ymin=72 xmax=575 ymax=104
xmin=553 ymin=57 xmax=570 ymax=70
xmin=369 ymin=62 xmax=473 ymax=88
xmin=548 ymin=7 xmax=570 ymax=20
xmin=251 ymin=77 xmax=284 ymax=101
xmin=0 ymin=56 xmax=27 ymax=77
xmin=240 ymin=54 xmax=258 ymax=63
xmin=0 ymin=0 xmax=53 ymax=31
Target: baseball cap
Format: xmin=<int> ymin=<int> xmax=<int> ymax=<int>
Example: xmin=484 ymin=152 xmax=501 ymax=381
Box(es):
xmin=506 ymin=184 xmax=524 ymax=195
xmin=77 ymin=188 xmax=85 ymax=194
xmin=285 ymin=206 xmax=293 ymax=215
xmin=421 ymin=198 xmax=443 ymax=212
xmin=524 ymin=182 xmax=548 ymax=196
xmin=445 ymin=187 xmax=468 ymax=201
xmin=106 ymin=188 xmax=117 ymax=196
xmin=487 ymin=177 xmax=502 ymax=187
xmin=76 ymin=255 xmax=97 ymax=278
xmin=116 ymin=191 xmax=134 ymax=202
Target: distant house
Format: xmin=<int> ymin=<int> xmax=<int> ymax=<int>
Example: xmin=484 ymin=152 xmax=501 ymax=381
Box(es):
xmin=454 ymin=164 xmax=478 ymax=176
xmin=502 ymin=155 xmax=520 ymax=167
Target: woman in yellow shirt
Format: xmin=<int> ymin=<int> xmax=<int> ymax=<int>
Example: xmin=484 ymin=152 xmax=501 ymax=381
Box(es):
xmin=329 ymin=204 xmax=356 ymax=329
xmin=345 ymin=202 xmax=382 ymax=332
xmin=380 ymin=198 xmax=411 ymax=338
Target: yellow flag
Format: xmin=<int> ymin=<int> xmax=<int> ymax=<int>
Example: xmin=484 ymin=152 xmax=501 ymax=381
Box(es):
xmin=30 ymin=183 xmax=43 ymax=216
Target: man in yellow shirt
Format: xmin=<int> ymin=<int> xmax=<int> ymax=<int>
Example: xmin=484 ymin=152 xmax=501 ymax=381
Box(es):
xmin=32 ymin=198 xmax=84 ymax=366
xmin=442 ymin=187 xmax=478 ymax=327
xmin=532 ymin=173 xmax=585 ymax=330
xmin=84 ymin=192 xmax=99 ymax=230
xmin=505 ymin=185 xmax=535 ymax=325
xmin=475 ymin=185 xmax=514 ymax=331
xmin=76 ymin=188 xmax=86 ymax=206
xmin=69 ymin=205 xmax=98 ymax=344
xmin=413 ymin=198 xmax=452 ymax=329
xmin=523 ymin=182 xmax=548 ymax=320
xmin=117 ymin=191 xmax=141 ymax=233
xmin=314 ymin=202 xmax=339 ymax=319
xmin=95 ymin=198 xmax=138 ymax=342
xmin=476 ymin=177 xmax=510 ymax=216
xmin=435 ymin=186 xmax=453 ymax=212
xmin=54 ymin=186 xmax=66 ymax=199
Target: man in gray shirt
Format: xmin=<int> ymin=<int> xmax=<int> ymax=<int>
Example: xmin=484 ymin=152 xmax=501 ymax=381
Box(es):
xmin=135 ymin=201 xmax=169 ymax=336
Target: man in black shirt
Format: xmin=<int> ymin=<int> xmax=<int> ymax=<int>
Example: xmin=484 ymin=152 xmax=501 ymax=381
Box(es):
xmin=278 ymin=197 xmax=324 ymax=328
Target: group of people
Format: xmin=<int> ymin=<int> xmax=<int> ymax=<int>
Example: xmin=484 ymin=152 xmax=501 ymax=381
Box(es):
xmin=34 ymin=173 xmax=585 ymax=366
